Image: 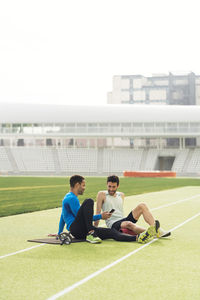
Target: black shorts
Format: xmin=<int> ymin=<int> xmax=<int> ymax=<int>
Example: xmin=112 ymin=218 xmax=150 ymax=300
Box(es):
xmin=111 ymin=212 xmax=137 ymax=231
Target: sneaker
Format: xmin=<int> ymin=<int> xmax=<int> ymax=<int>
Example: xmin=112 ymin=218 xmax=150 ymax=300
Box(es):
xmin=156 ymin=227 xmax=171 ymax=238
xmin=138 ymin=220 xmax=160 ymax=244
xmin=86 ymin=231 xmax=102 ymax=244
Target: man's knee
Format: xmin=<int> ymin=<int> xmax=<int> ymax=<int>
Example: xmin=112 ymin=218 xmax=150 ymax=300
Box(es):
xmin=137 ymin=202 xmax=148 ymax=212
xmin=121 ymin=221 xmax=135 ymax=229
xmin=82 ymin=198 xmax=94 ymax=207
xmin=127 ymin=221 xmax=136 ymax=230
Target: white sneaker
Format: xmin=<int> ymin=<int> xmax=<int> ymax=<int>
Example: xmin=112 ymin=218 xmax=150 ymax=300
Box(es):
xmin=156 ymin=227 xmax=171 ymax=238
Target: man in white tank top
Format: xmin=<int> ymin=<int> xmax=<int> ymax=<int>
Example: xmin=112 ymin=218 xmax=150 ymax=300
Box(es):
xmin=94 ymin=175 xmax=171 ymax=239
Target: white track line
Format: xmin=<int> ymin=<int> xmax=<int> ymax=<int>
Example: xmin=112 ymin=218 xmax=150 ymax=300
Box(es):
xmin=47 ymin=211 xmax=200 ymax=300
xmin=1 ymin=193 xmax=200 ymax=260
xmin=151 ymin=193 xmax=200 ymax=211
xmin=0 ymin=244 xmax=45 ymax=260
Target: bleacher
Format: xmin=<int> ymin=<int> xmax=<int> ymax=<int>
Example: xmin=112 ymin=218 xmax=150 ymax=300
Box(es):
xmin=103 ymin=149 xmax=144 ymax=173
xmin=142 ymin=149 xmax=158 ymax=171
xmin=172 ymin=149 xmax=189 ymax=173
xmin=0 ymin=147 xmax=200 ymax=175
xmin=57 ymin=148 xmax=98 ymax=174
xmin=0 ymin=148 xmax=13 ymax=173
xmin=10 ymin=148 xmax=56 ymax=173
xmin=184 ymin=149 xmax=200 ymax=173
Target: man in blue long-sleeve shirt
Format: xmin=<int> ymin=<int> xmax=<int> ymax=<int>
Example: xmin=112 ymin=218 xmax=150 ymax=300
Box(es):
xmin=58 ymin=174 xmax=112 ymax=243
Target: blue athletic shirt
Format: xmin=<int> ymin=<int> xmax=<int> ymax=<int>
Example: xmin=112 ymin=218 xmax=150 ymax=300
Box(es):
xmin=58 ymin=192 xmax=102 ymax=234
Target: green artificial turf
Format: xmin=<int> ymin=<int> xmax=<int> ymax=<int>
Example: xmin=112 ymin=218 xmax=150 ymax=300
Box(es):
xmin=0 ymin=176 xmax=200 ymax=217
xmin=1 ymin=186 xmax=200 ymax=300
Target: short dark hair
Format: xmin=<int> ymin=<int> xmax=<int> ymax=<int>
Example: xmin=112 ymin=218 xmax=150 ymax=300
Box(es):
xmin=70 ymin=175 xmax=85 ymax=188
xmin=107 ymin=175 xmax=119 ymax=186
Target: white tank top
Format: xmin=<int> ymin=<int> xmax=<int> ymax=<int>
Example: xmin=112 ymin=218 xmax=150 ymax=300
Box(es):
xmin=102 ymin=191 xmax=124 ymax=228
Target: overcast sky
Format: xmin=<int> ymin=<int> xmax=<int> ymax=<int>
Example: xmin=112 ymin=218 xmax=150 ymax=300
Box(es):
xmin=0 ymin=0 xmax=199 ymax=106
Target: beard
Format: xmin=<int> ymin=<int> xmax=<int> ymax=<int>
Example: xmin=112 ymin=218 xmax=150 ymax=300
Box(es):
xmin=108 ymin=190 xmax=117 ymax=195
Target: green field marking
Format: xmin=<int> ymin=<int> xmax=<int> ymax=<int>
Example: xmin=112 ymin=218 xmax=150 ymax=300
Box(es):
xmin=0 ymin=244 xmax=46 ymax=259
xmin=0 ymin=185 xmax=67 ymax=191
xmin=0 ymin=176 xmax=68 ymax=188
xmin=0 ymin=187 xmax=200 ymax=300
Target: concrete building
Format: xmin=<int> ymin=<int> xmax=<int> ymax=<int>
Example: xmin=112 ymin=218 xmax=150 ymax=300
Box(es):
xmin=108 ymin=72 xmax=200 ymax=106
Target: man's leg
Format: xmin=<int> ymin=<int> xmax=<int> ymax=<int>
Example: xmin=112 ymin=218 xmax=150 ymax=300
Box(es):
xmin=112 ymin=213 xmax=146 ymax=234
xmin=132 ymin=202 xmax=155 ymax=226
xmin=70 ymin=199 xmax=97 ymax=239
xmin=95 ymin=226 xmax=158 ymax=244
xmin=115 ymin=207 xmax=160 ymax=243
xmin=94 ymin=227 xmax=137 ymax=242
xmin=121 ymin=221 xmax=145 ymax=234
xmin=130 ymin=204 xmax=171 ymax=238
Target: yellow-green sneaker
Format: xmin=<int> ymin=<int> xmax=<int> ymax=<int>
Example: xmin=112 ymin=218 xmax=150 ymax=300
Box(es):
xmin=138 ymin=229 xmax=153 ymax=244
xmin=138 ymin=220 xmax=160 ymax=244
xmin=86 ymin=231 xmax=102 ymax=244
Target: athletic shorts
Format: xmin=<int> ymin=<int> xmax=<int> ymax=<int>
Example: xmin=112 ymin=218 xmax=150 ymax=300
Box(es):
xmin=111 ymin=212 xmax=137 ymax=231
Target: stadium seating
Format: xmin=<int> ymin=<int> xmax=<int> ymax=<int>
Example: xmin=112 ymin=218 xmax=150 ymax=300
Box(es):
xmin=172 ymin=149 xmax=189 ymax=173
xmin=0 ymin=148 xmax=13 ymax=173
xmin=57 ymin=148 xmax=98 ymax=174
xmin=1 ymin=147 xmax=200 ymax=175
xmin=11 ymin=148 xmax=56 ymax=173
xmin=142 ymin=149 xmax=158 ymax=170
xmin=184 ymin=149 xmax=200 ymax=173
xmin=102 ymin=149 xmax=143 ymax=173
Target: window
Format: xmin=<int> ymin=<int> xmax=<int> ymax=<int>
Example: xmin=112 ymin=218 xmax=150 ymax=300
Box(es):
xmin=88 ymin=123 xmax=98 ymax=127
xmin=77 ymin=123 xmax=87 ymax=127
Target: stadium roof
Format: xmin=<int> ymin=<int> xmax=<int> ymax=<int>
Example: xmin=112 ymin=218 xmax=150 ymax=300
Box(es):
xmin=0 ymin=103 xmax=200 ymax=123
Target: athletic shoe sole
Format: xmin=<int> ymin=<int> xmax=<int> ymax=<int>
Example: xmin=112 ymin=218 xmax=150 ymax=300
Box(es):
xmin=86 ymin=240 xmax=102 ymax=244
xmin=160 ymin=231 xmax=171 ymax=238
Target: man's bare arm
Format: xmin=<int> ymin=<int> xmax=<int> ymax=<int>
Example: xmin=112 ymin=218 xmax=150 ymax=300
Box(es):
xmin=94 ymin=191 xmax=105 ymax=227
xmin=120 ymin=192 xmax=125 ymax=201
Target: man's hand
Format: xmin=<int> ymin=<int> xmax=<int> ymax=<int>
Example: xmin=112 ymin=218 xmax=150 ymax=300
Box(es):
xmin=101 ymin=211 xmax=112 ymax=220
xmin=48 ymin=233 xmax=58 ymax=237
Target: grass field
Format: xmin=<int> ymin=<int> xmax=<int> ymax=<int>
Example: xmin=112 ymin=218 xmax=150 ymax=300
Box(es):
xmin=0 ymin=178 xmax=200 ymax=300
xmin=1 ymin=176 xmax=200 ymax=217
xmin=0 ymin=177 xmax=200 ymax=299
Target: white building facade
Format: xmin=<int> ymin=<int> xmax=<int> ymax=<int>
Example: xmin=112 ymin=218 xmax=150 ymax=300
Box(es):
xmin=108 ymin=72 xmax=200 ymax=106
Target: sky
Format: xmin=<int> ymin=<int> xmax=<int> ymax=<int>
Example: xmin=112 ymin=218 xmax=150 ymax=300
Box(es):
xmin=0 ymin=0 xmax=200 ymax=106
